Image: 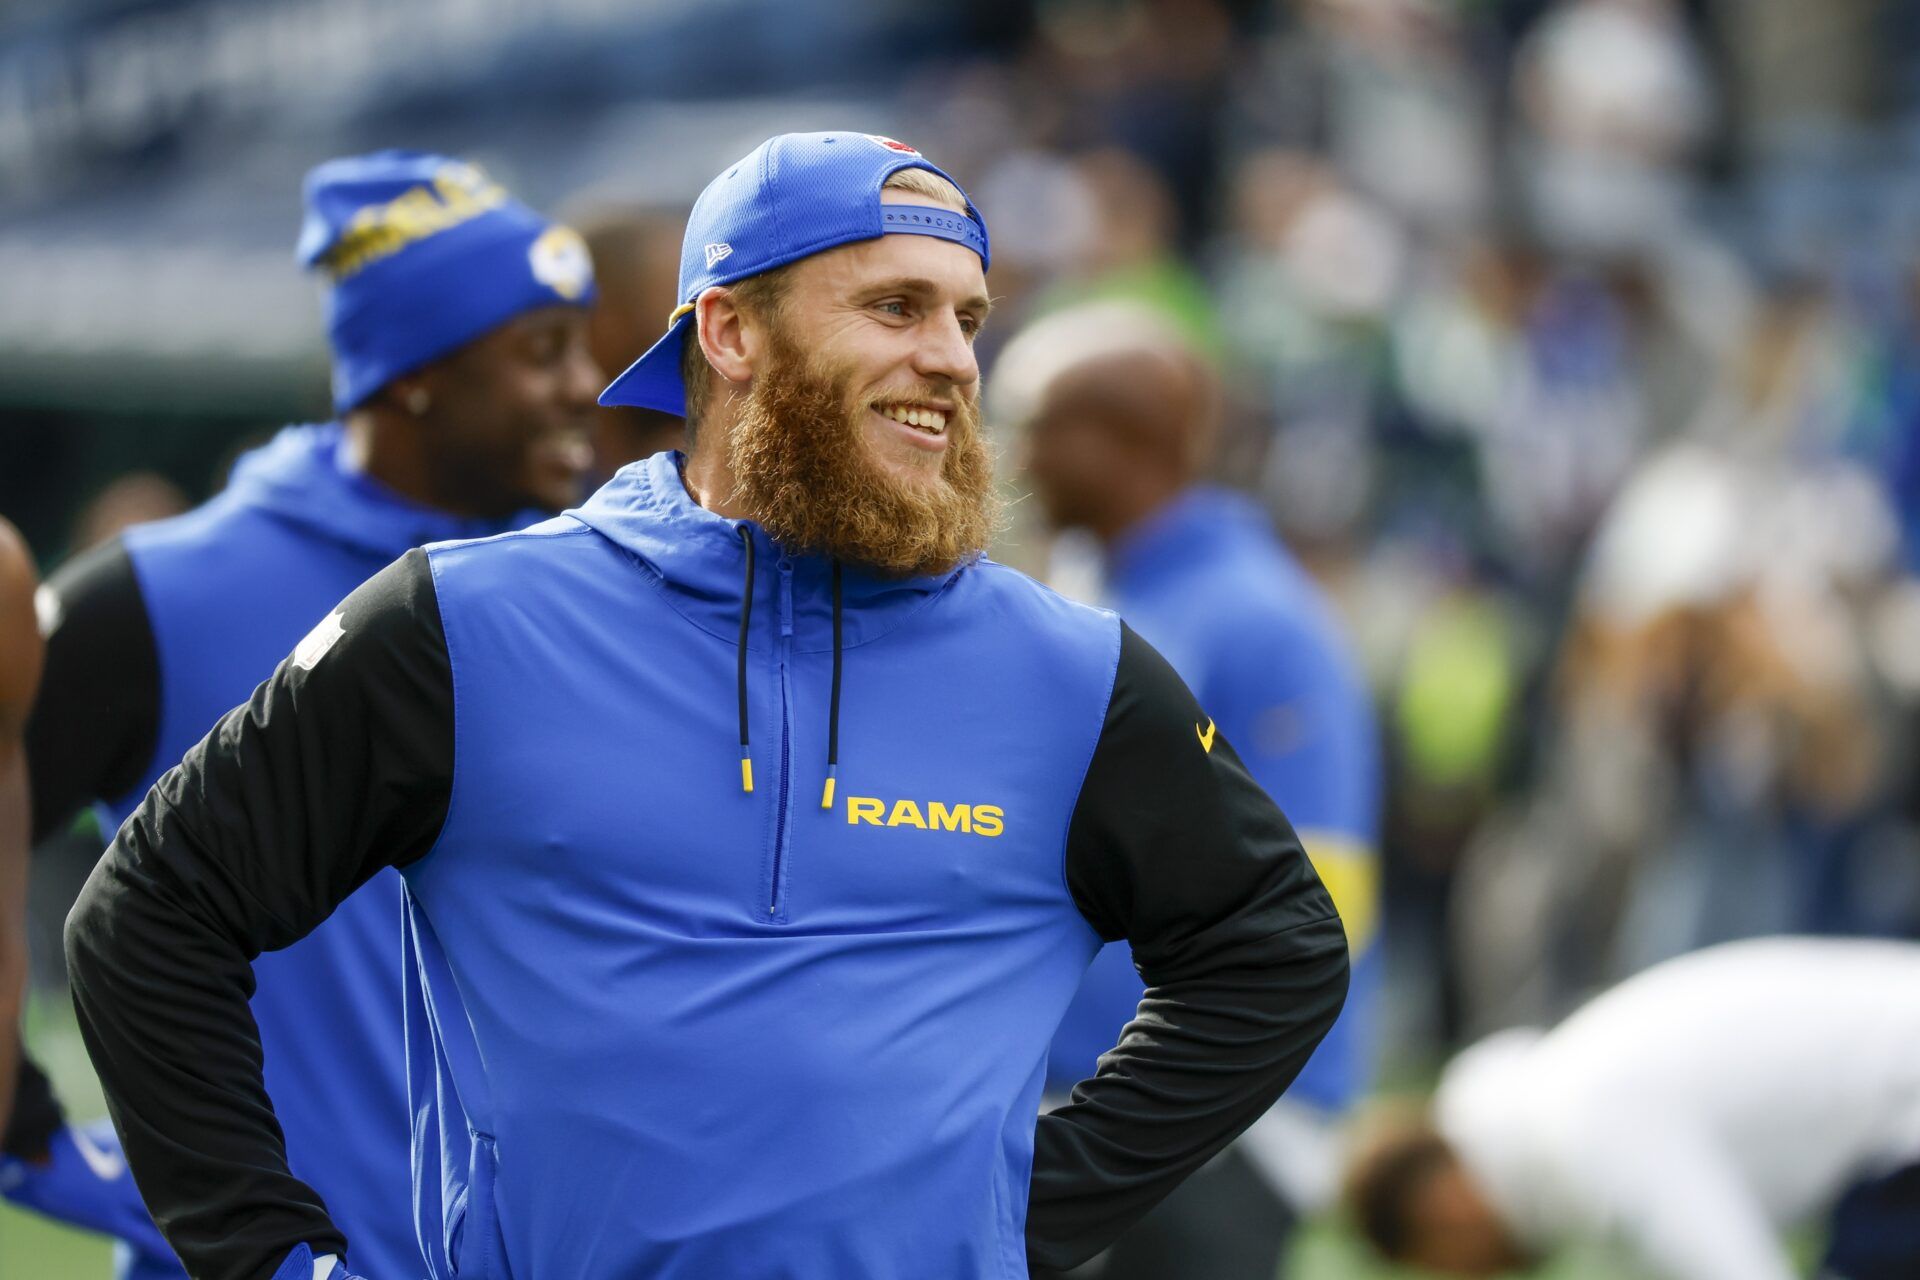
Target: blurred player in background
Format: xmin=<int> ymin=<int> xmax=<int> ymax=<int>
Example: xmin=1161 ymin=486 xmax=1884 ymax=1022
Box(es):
xmin=65 ymin=131 xmax=1346 ymax=1280
xmin=1346 ymin=937 xmax=1920 ymax=1280
xmin=15 ymin=151 xmax=600 ymax=1277
xmin=999 ymin=300 xmax=1381 ymax=1279
xmin=573 ymin=204 xmax=688 ymax=474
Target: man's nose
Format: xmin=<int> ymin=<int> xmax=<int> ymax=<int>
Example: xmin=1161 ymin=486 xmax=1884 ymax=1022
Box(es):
xmin=912 ymin=310 xmax=978 ymax=390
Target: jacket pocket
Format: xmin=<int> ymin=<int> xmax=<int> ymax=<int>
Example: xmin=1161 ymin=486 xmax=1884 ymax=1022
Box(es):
xmin=448 ymin=1132 xmax=510 ymax=1279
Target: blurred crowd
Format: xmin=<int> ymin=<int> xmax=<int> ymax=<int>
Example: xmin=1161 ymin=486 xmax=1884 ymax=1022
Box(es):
xmin=11 ymin=0 xmax=1920 ymax=1082
xmin=908 ymin=0 xmax=1920 ymax=1069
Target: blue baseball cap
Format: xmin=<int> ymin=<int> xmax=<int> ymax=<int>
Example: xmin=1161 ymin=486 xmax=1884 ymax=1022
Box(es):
xmin=599 ymin=131 xmax=990 ymax=417
xmin=298 ymin=150 xmax=596 ymax=412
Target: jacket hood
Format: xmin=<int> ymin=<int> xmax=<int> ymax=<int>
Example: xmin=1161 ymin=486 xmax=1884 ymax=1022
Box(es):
xmin=226 ymin=423 xmax=529 ymax=561
xmin=568 ymin=451 xmax=961 ymax=652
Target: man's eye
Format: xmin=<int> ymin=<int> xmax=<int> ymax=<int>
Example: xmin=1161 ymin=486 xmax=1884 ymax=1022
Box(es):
xmin=878 ymin=301 xmax=908 ymax=317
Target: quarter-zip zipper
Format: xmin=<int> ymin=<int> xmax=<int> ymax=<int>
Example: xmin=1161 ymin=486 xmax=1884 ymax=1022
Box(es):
xmin=768 ymin=558 xmax=796 ymax=919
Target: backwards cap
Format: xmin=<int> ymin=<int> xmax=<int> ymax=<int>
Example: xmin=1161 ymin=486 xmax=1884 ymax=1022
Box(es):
xmin=298 ymin=150 xmax=596 ymax=412
xmin=598 ymin=131 xmax=990 ymax=418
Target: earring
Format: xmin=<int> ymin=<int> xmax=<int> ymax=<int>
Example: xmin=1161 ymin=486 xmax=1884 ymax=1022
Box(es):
xmin=405 ymin=387 xmax=431 ymax=416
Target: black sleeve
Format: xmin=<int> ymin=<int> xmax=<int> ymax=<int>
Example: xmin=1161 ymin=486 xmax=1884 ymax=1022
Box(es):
xmin=1025 ymin=624 xmax=1350 ymax=1271
xmin=64 ymin=549 xmax=454 ymax=1280
xmin=25 ymin=537 xmax=161 ymax=844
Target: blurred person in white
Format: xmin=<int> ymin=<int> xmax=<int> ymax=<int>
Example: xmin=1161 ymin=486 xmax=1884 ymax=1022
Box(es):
xmin=999 ymin=301 xmax=1382 ymax=1280
xmin=1343 ymin=937 xmax=1920 ymax=1280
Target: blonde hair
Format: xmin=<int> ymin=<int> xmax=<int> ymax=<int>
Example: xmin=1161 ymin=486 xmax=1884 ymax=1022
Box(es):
xmin=680 ymin=166 xmax=972 ymax=432
xmin=880 ymin=165 xmax=969 ymax=212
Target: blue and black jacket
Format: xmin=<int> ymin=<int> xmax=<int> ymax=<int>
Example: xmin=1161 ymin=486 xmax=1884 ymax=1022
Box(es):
xmin=66 ymin=451 xmax=1349 ymax=1280
xmin=24 ymin=425 xmax=528 ymax=1277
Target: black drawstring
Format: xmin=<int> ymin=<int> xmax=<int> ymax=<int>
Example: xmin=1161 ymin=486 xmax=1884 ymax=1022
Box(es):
xmin=734 ymin=530 xmax=842 ymax=805
xmin=735 ymin=525 xmax=755 ymax=793
xmin=821 ymin=561 xmax=843 ymax=809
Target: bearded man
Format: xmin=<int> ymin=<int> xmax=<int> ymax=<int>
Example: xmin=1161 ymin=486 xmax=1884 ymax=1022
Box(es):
xmin=65 ymin=132 xmax=1348 ymax=1280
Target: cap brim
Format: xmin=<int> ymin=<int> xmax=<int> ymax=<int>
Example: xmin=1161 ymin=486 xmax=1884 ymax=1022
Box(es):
xmin=599 ymin=312 xmax=694 ymax=416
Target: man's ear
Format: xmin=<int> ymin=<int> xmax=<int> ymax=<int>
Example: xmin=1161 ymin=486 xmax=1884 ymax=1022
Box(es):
xmin=695 ymin=286 xmax=757 ymax=387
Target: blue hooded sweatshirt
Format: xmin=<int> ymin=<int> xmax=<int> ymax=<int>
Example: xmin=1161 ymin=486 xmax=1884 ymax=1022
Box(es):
xmin=110 ymin=424 xmax=526 ymax=1278
xmin=400 ymin=457 xmax=1118 ymax=1277
xmin=1045 ymin=489 xmax=1380 ymax=1114
xmin=68 ymin=452 xmax=1349 ymax=1280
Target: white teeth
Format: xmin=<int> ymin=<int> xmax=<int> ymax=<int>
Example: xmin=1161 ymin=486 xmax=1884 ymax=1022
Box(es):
xmin=879 ymin=405 xmax=947 ymax=434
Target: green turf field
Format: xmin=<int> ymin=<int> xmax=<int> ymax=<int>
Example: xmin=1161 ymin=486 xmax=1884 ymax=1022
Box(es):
xmin=0 ymin=1200 xmax=112 ymax=1276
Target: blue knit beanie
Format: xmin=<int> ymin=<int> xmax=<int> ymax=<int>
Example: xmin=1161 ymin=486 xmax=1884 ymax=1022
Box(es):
xmin=297 ymin=150 xmax=596 ymax=412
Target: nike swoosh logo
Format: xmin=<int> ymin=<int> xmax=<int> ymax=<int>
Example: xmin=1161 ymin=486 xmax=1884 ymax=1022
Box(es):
xmin=71 ymin=1128 xmax=126 ymax=1181
xmin=1197 ymin=719 xmax=1216 ymax=754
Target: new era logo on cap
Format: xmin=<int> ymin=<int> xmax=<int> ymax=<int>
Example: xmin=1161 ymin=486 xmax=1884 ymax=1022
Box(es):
xmin=704 ymin=242 xmax=733 ymax=269
xmin=866 ymin=135 xmax=919 ymax=155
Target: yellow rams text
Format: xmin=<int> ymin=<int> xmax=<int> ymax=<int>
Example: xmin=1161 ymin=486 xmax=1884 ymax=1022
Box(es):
xmin=846 ymin=797 xmax=1004 ymax=838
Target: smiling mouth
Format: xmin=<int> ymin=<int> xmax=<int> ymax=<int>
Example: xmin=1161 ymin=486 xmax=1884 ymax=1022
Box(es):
xmin=874 ymin=403 xmax=950 ymax=438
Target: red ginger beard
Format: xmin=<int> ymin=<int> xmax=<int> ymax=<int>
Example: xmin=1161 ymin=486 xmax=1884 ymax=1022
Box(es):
xmin=721 ymin=323 xmax=1000 ymax=578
